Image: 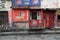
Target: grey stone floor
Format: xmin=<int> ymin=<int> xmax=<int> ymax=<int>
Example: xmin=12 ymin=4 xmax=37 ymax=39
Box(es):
xmin=0 ymin=34 xmax=60 ymax=40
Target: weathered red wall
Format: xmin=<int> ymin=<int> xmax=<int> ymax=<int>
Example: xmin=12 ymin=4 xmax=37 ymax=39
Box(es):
xmin=29 ymin=20 xmax=39 ymax=27
xmin=43 ymin=10 xmax=56 ymax=28
xmin=8 ymin=9 xmax=56 ymax=29
xmin=12 ymin=10 xmax=29 ymax=22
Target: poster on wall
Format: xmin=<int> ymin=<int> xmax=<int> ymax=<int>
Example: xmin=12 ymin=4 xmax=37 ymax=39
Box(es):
xmin=12 ymin=10 xmax=29 ymax=22
xmin=0 ymin=0 xmax=11 ymax=11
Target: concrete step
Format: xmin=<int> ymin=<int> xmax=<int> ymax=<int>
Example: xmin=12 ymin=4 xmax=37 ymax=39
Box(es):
xmin=0 ymin=30 xmax=60 ymax=35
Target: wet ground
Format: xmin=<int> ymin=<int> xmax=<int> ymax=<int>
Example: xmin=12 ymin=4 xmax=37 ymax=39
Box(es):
xmin=0 ymin=34 xmax=60 ymax=40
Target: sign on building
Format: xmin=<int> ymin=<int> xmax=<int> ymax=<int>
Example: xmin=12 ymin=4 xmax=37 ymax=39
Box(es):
xmin=12 ymin=0 xmax=41 ymax=6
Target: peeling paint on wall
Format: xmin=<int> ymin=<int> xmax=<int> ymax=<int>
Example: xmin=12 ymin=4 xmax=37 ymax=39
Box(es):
xmin=41 ymin=0 xmax=58 ymax=8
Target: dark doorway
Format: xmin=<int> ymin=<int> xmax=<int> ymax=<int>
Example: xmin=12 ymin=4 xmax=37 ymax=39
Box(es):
xmin=0 ymin=11 xmax=8 ymax=27
xmin=57 ymin=15 xmax=60 ymax=27
xmin=30 ymin=11 xmax=40 ymax=20
xmin=58 ymin=15 xmax=60 ymax=19
xmin=29 ymin=10 xmax=41 ymax=29
xmin=30 ymin=12 xmax=37 ymax=20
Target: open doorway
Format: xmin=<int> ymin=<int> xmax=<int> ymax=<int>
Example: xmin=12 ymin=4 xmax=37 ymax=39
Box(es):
xmin=57 ymin=15 xmax=60 ymax=27
xmin=0 ymin=11 xmax=8 ymax=28
xmin=58 ymin=15 xmax=60 ymax=19
xmin=30 ymin=12 xmax=37 ymax=20
xmin=29 ymin=10 xmax=42 ymax=29
xmin=30 ymin=11 xmax=41 ymax=20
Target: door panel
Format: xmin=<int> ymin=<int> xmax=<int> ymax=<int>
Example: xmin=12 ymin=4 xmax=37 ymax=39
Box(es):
xmin=43 ymin=10 xmax=55 ymax=28
xmin=29 ymin=10 xmax=42 ymax=29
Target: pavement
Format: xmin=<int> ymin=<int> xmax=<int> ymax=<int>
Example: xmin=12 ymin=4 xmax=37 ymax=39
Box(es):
xmin=0 ymin=29 xmax=60 ymax=35
xmin=0 ymin=34 xmax=60 ymax=40
xmin=0 ymin=29 xmax=60 ymax=40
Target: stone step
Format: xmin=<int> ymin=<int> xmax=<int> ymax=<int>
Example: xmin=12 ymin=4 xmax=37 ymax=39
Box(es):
xmin=0 ymin=30 xmax=60 ymax=35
